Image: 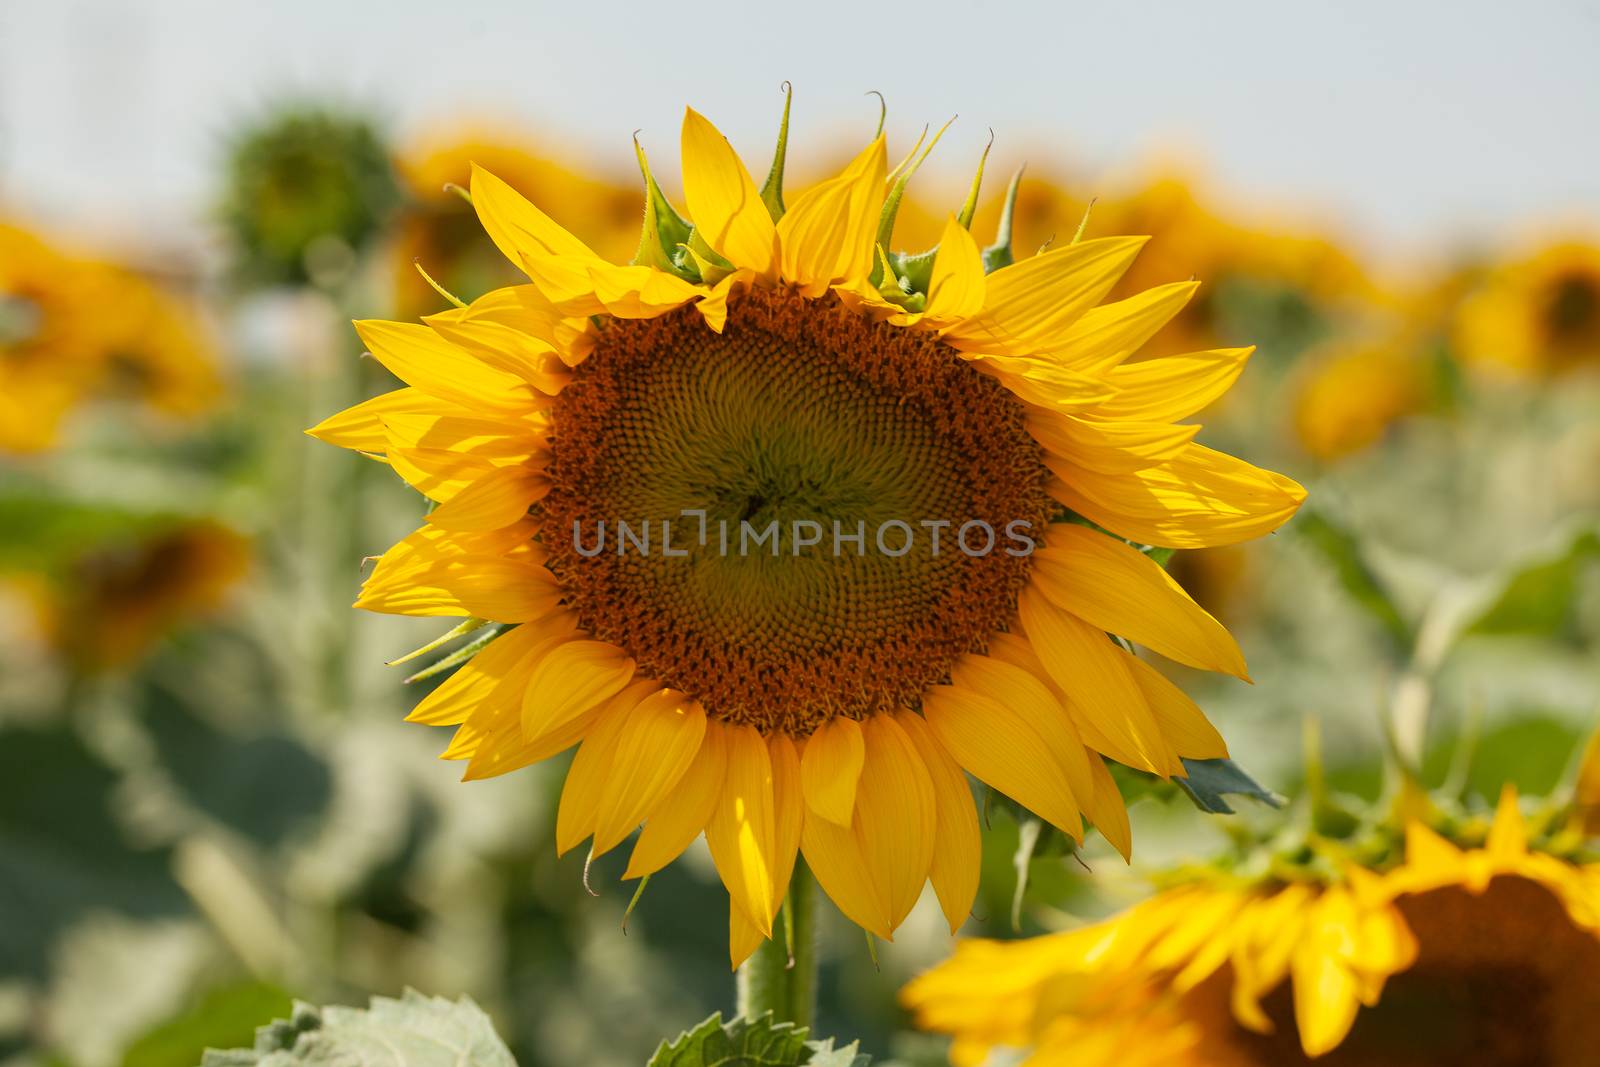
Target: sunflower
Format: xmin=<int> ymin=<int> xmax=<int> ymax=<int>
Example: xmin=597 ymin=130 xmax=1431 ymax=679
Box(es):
xmin=309 ymin=97 xmax=1305 ymax=966
xmin=0 ymin=223 xmax=221 ymax=453
xmin=904 ymin=785 xmax=1600 ymax=1066
xmin=17 ymin=519 xmax=251 ymax=671
xmin=1455 ymin=240 xmax=1600 ymax=376
xmin=392 ymin=128 xmax=641 ymax=319
xmin=1292 ymin=339 xmax=1431 ymax=461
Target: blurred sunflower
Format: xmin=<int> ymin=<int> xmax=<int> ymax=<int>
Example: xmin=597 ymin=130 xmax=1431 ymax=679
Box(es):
xmin=310 ymin=97 xmax=1304 ymax=965
xmin=1292 ymin=339 xmax=1432 ymax=462
xmin=1455 ymin=240 xmax=1600 ymax=376
xmin=0 ymin=223 xmax=222 ymax=454
xmin=392 ymin=129 xmax=640 ymax=318
xmin=904 ymin=785 xmax=1600 ymax=1066
xmin=16 ymin=519 xmax=250 ymax=672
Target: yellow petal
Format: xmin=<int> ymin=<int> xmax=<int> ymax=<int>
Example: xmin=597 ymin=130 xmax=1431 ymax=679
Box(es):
xmin=584 ymin=262 xmax=706 ymax=319
xmin=1486 ymin=783 xmax=1528 ymax=860
xmin=425 ymin=465 xmax=549 ymax=532
xmin=767 ymin=732 xmax=804 ymax=900
xmin=921 ymin=683 xmax=1081 ymax=836
xmin=944 ymin=236 xmax=1149 ymax=355
xmin=729 ymin=903 xmax=767 ymax=970
xmin=423 ymin=314 xmax=570 ymax=396
xmin=705 ymin=725 xmax=778 ymax=934
xmin=470 ymin=162 xmax=596 ymax=268
xmin=1048 ymin=443 xmax=1307 ymax=549
xmin=948 ymin=653 xmax=1095 ymax=806
xmin=1292 ymin=936 xmax=1364 ymax=1056
xmin=306 ymin=388 xmax=459 ymax=451
xmin=800 ymin=802 xmax=891 ymax=939
xmin=896 ymin=711 xmax=980 ymax=933
xmin=625 ymin=720 xmax=729 ymax=879
xmin=356 ymin=557 xmax=560 ymax=623
xmin=924 ymin=217 xmax=987 ymax=322
xmin=1030 ymin=524 xmax=1248 ymax=679
xmin=554 ymin=687 xmax=642 ymax=855
xmin=1029 ymin=412 xmax=1199 ymax=474
xmin=776 ymin=136 xmax=887 ymax=296
xmin=406 ymin=618 xmax=571 ymax=727
xmin=521 ymin=639 xmax=636 ymax=740
xmin=591 ymin=690 xmax=708 ymax=856
xmin=1123 ymin=652 xmax=1229 ymax=760
xmin=355 ymin=319 xmax=543 ymax=414
xmin=1016 ymin=587 xmax=1178 ymax=776
xmin=800 ymin=716 xmax=866 ymax=825
xmin=855 ymin=715 xmax=937 ymax=930
xmin=680 ymin=108 xmax=777 ymax=276
xmin=1096 ymin=347 xmax=1254 ymax=423
xmin=1083 ymin=754 xmax=1133 ymax=861
xmin=1045 ymin=280 xmax=1200 ymax=373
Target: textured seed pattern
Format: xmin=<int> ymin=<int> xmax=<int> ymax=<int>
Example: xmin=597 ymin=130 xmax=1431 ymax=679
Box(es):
xmin=539 ymin=286 xmax=1053 ymax=735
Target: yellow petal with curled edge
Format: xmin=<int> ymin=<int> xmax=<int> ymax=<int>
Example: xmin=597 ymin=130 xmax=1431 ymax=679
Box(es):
xmin=948 ymin=653 xmax=1094 ymax=807
xmin=943 ymin=236 xmax=1149 ymax=354
xmin=800 ymin=716 xmax=865 ymax=826
xmin=800 ymin=800 xmax=891 ymax=939
xmin=554 ymin=685 xmax=645 ymax=855
xmin=924 ymin=216 xmax=986 ymax=322
xmin=1045 ymin=280 xmax=1199 ymax=373
xmin=425 ymin=465 xmax=549 ymax=533
xmin=1030 ymin=523 xmax=1248 ymax=679
xmin=355 ymin=320 xmax=543 ymax=414
xmin=896 ymin=711 xmax=980 ymax=933
xmin=423 ymin=314 xmax=570 ymax=396
xmin=590 ymin=690 xmax=707 ymax=856
xmin=1048 ymin=443 xmax=1307 ymax=550
xmin=1017 ymin=586 xmax=1178 ymax=777
xmin=921 ymin=684 xmax=1081 ymax=837
xmin=776 ymin=136 xmax=887 ymax=296
xmin=470 ymin=162 xmax=596 ymax=268
xmin=520 ymin=639 xmax=636 ymax=741
xmin=705 ymin=725 xmax=778 ymax=934
xmin=681 ymin=108 xmax=777 ymax=277
xmin=1096 ymin=347 xmax=1254 ymax=423
xmin=855 ymin=715 xmax=936 ymax=931
xmin=625 ymin=720 xmax=728 ymax=880
xmin=585 ymin=262 xmax=706 ymax=320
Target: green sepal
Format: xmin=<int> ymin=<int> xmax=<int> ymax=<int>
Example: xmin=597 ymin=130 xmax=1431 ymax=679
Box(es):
xmin=888 ymin=247 xmax=938 ymax=297
xmin=387 ymin=616 xmax=489 ymax=667
xmin=402 ymin=623 xmax=505 ymax=684
xmin=874 ymin=117 xmax=954 ymax=254
xmin=631 ymin=137 xmax=699 ymax=280
xmin=759 ymin=82 xmax=794 ymax=222
xmin=1176 ymin=757 xmax=1285 ymax=815
xmin=683 ymin=226 xmax=735 ymax=285
xmin=980 ymin=167 xmax=1025 ymax=273
xmin=867 ymin=247 xmax=925 ymax=313
xmin=955 ymin=132 xmax=993 ymax=230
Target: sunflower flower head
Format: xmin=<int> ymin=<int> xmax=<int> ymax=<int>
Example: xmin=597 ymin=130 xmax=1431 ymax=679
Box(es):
xmin=310 ymin=94 xmax=1305 ymax=966
xmin=904 ymin=770 xmax=1600 ymax=1067
xmin=1455 ymin=240 xmax=1600 ymax=376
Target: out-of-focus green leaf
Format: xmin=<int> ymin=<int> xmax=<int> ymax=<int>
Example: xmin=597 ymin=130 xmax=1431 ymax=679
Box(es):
xmin=1175 ymin=758 xmax=1284 ymax=815
xmin=140 ymin=680 xmax=330 ymax=848
xmin=0 ymin=728 xmax=189 ymax=980
xmin=648 ymin=1012 xmax=870 ymax=1067
xmin=123 ymin=982 xmax=293 ymax=1067
xmin=200 ymin=990 xmax=514 ymax=1067
xmin=1464 ymin=529 xmax=1600 ymax=638
xmin=1294 ymin=508 xmax=1412 ymax=652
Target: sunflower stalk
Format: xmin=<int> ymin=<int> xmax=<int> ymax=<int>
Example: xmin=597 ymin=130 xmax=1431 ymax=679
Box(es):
xmin=735 ymin=860 xmax=817 ymax=1029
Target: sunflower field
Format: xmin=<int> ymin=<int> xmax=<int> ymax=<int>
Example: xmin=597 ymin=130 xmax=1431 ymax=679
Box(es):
xmin=2 ymin=9 xmax=1598 ymax=1067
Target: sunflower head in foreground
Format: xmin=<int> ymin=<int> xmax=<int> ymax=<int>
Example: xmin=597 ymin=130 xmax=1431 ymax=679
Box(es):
xmin=309 ymin=94 xmax=1305 ymax=965
xmin=903 ymin=782 xmax=1600 ymax=1066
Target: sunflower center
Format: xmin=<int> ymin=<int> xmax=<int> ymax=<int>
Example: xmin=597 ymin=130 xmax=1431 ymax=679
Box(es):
xmin=1545 ymin=270 xmax=1600 ymax=350
xmin=539 ymin=286 xmax=1053 ymax=735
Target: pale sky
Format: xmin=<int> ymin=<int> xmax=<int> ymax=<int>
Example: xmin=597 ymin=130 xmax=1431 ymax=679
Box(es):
xmin=2 ymin=0 xmax=1597 ymax=263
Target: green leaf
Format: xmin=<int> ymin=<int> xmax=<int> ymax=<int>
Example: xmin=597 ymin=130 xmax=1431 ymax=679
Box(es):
xmin=123 ymin=983 xmax=293 ymax=1067
xmin=1293 ymin=508 xmax=1412 ymax=652
xmin=1175 ymin=758 xmax=1285 ymax=815
xmin=648 ymin=1012 xmax=870 ymax=1067
xmin=1464 ymin=528 xmax=1600 ymax=638
xmin=200 ymin=990 xmax=514 ymax=1067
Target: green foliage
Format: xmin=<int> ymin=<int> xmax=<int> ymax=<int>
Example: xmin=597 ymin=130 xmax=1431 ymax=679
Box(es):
xmin=201 ymin=991 xmax=514 ymax=1067
xmin=648 ymin=1012 xmax=869 ymax=1067
xmin=1293 ymin=508 xmax=1411 ymax=652
xmin=123 ymin=983 xmax=294 ymax=1067
xmin=1174 ymin=757 xmax=1285 ymax=815
xmin=1464 ymin=528 xmax=1600 ymax=639
xmin=0 ymin=727 xmax=189 ymax=980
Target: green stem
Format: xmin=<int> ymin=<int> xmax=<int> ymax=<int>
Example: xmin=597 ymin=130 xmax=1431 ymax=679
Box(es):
xmin=735 ymin=859 xmax=817 ymax=1030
